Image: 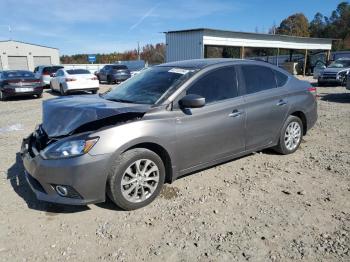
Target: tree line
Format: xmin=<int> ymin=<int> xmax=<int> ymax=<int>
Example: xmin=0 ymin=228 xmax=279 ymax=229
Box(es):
xmin=60 ymin=43 xmax=165 ymax=65
xmin=275 ymin=1 xmax=350 ymax=50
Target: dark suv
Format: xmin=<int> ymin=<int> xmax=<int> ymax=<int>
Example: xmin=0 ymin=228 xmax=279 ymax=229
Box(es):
xmin=21 ymin=59 xmax=317 ymax=210
xmin=97 ymin=64 xmax=131 ymax=84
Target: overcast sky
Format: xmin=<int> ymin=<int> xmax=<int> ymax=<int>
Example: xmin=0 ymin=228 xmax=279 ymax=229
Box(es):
xmin=0 ymin=0 xmax=343 ymax=55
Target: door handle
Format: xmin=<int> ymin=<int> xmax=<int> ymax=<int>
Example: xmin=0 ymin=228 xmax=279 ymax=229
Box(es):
xmin=229 ymin=110 xmax=243 ymax=118
xmin=276 ymin=100 xmax=287 ymax=106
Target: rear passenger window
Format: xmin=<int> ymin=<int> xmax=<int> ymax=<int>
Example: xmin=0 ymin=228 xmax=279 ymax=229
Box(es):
xmin=274 ymin=70 xmax=288 ymax=87
xmin=242 ymin=65 xmax=276 ymax=94
xmin=187 ymin=66 xmax=238 ymax=104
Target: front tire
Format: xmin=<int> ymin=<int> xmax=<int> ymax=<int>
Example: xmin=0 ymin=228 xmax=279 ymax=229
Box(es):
xmin=274 ymin=115 xmax=303 ymax=155
xmin=107 ymin=148 xmax=165 ymax=210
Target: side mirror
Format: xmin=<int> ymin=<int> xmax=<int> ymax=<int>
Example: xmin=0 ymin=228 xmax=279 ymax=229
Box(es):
xmin=50 ymin=73 xmax=56 ymax=77
xmin=179 ymin=94 xmax=205 ymax=108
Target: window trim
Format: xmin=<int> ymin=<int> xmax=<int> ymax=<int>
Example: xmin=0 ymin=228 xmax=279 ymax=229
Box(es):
xmin=238 ymin=64 xmax=278 ymax=96
xmin=182 ymin=65 xmax=240 ymax=106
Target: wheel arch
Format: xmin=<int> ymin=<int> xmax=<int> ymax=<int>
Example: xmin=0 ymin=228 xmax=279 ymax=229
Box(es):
xmin=290 ymin=111 xmax=307 ymax=135
xmin=122 ymin=142 xmax=174 ymax=184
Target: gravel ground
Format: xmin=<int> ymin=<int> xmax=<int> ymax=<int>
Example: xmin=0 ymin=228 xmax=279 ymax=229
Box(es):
xmin=0 ymin=78 xmax=349 ymax=262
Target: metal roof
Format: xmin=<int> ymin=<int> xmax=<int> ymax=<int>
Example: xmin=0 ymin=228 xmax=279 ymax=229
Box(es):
xmin=0 ymin=40 xmax=58 ymax=50
xmin=164 ymin=28 xmax=335 ymax=42
xmin=159 ymin=58 xmax=263 ymax=69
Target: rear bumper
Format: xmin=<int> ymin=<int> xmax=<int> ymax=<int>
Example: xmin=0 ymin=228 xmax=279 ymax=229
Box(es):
xmin=21 ymin=134 xmax=112 ymax=205
xmin=111 ymin=74 xmax=131 ymax=81
xmin=2 ymin=87 xmax=43 ymax=97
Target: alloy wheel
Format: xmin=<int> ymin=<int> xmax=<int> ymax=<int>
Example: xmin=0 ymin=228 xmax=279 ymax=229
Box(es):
xmin=284 ymin=121 xmax=301 ymax=151
xmin=121 ymin=159 xmax=160 ymax=203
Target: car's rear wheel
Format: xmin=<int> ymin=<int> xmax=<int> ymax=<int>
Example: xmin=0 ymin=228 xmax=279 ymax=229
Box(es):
xmin=107 ymin=148 xmax=165 ymax=210
xmin=91 ymin=90 xmax=97 ymax=94
xmin=35 ymin=93 xmax=43 ymax=99
xmin=274 ymin=115 xmax=303 ymax=155
xmin=60 ymin=84 xmax=66 ymax=96
xmin=0 ymin=90 xmax=6 ymax=101
xmin=107 ymin=76 xmax=112 ymax=85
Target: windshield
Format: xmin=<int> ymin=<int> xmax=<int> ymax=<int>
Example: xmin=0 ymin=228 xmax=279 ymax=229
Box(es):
xmin=329 ymin=60 xmax=350 ymax=68
xmin=103 ymin=66 xmax=197 ymax=105
xmin=43 ymin=66 xmax=63 ymax=74
xmin=66 ymin=69 xmax=91 ymax=75
xmin=112 ymin=65 xmax=128 ymax=70
xmin=3 ymin=71 xmax=35 ymax=78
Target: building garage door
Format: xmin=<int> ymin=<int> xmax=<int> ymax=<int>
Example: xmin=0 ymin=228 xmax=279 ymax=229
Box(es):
xmin=33 ymin=56 xmax=51 ymax=67
xmin=8 ymin=56 xmax=29 ymax=70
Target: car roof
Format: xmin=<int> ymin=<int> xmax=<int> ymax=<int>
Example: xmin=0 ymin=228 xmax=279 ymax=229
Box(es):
xmin=158 ymin=58 xmax=267 ymax=69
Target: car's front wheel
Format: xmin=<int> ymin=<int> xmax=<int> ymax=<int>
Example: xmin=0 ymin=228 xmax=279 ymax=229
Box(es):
xmin=107 ymin=148 xmax=165 ymax=210
xmin=274 ymin=115 xmax=303 ymax=155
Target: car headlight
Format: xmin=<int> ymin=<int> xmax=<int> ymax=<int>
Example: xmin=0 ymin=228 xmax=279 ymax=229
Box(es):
xmin=40 ymin=137 xmax=99 ymax=160
xmin=338 ymin=71 xmax=349 ymax=78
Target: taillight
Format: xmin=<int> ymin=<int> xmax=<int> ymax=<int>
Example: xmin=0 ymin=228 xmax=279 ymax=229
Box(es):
xmin=42 ymin=72 xmax=50 ymax=75
xmin=308 ymin=87 xmax=317 ymax=97
xmin=65 ymin=78 xmax=76 ymax=82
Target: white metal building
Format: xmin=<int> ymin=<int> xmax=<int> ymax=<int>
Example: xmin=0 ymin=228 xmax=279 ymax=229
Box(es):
xmin=0 ymin=40 xmax=60 ymax=71
xmin=165 ymin=28 xmax=333 ymax=75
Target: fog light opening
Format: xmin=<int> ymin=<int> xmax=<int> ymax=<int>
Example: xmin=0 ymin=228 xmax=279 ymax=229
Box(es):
xmin=55 ymin=185 xmax=68 ymax=197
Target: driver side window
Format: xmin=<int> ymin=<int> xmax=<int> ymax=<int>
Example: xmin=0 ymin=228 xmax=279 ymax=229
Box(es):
xmin=186 ymin=66 xmax=238 ymax=104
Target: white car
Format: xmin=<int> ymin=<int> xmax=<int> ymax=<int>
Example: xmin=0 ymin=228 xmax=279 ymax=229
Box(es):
xmin=50 ymin=69 xmax=99 ymax=95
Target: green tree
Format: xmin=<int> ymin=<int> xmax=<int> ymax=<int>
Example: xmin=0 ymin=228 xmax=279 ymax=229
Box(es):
xmin=277 ymin=13 xmax=310 ymax=37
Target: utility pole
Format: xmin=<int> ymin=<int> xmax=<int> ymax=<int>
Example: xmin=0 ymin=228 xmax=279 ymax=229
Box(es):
xmin=8 ymin=25 xmax=12 ymax=40
xmin=137 ymin=41 xmax=140 ymax=60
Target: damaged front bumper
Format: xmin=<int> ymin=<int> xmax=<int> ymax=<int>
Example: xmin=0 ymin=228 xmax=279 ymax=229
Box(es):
xmin=20 ymin=134 xmax=113 ymax=205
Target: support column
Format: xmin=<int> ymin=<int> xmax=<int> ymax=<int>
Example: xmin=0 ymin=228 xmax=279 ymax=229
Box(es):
xmin=303 ymin=49 xmax=308 ymax=76
xmin=326 ymin=50 xmax=331 ymax=65
xmin=240 ymin=46 xmax=245 ymax=59
xmin=276 ymin=48 xmax=280 ymax=66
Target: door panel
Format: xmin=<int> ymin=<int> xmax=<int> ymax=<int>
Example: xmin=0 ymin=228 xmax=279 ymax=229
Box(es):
xmin=175 ymin=98 xmax=246 ymax=171
xmin=239 ymin=64 xmax=289 ymax=150
xmin=243 ymin=89 xmax=289 ymax=150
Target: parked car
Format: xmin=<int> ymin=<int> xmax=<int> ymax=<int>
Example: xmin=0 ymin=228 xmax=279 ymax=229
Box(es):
xmin=21 ymin=59 xmax=317 ymax=210
xmin=317 ymin=58 xmax=350 ymax=86
xmin=346 ymin=74 xmax=350 ymax=90
xmin=34 ymin=65 xmax=64 ymax=87
xmin=50 ymin=68 xmax=99 ymax=95
xmin=0 ymin=70 xmax=43 ymax=101
xmin=96 ymin=64 xmax=131 ymax=84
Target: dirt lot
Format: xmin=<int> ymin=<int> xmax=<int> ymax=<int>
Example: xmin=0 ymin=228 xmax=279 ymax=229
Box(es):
xmin=0 ymin=78 xmax=349 ymax=262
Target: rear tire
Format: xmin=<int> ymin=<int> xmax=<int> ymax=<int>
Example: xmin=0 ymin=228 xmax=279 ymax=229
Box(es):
xmin=0 ymin=91 xmax=6 ymax=101
xmin=107 ymin=76 xmax=112 ymax=85
xmin=35 ymin=93 xmax=43 ymax=99
xmin=274 ymin=115 xmax=303 ymax=155
xmin=106 ymin=148 xmax=165 ymax=210
xmin=91 ymin=90 xmax=98 ymax=94
xmin=60 ymin=85 xmax=66 ymax=96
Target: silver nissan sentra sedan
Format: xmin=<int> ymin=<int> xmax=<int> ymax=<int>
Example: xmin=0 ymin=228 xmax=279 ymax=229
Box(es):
xmin=21 ymin=59 xmax=317 ymax=210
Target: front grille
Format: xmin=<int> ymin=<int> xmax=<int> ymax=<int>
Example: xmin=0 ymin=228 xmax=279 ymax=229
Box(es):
xmin=322 ymin=72 xmax=337 ymax=79
xmin=33 ymin=125 xmax=49 ymax=151
xmin=26 ymin=173 xmax=46 ymax=193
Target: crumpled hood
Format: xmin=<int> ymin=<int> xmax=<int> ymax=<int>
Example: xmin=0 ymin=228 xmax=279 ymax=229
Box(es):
xmin=42 ymin=95 xmax=150 ymax=137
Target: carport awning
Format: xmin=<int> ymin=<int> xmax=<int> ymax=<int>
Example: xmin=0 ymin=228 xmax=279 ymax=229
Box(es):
xmin=202 ymin=30 xmax=333 ymax=50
